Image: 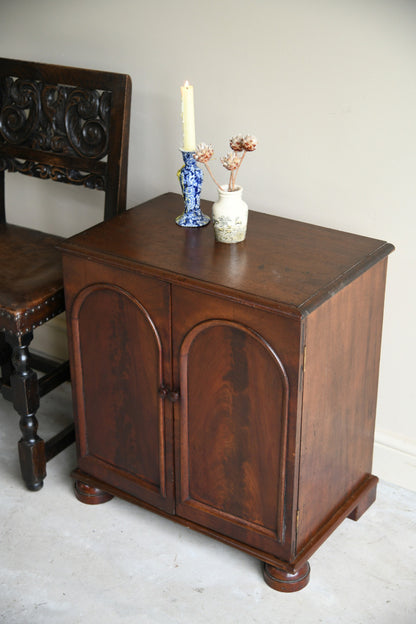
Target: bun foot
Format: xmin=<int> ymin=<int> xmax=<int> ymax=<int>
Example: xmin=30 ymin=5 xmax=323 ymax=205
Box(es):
xmin=74 ymin=480 xmax=113 ymax=505
xmin=263 ymin=561 xmax=310 ymax=592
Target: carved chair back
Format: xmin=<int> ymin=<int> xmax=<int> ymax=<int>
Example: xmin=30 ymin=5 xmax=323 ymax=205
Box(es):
xmin=0 ymin=59 xmax=131 ymax=492
xmin=0 ymin=58 xmax=132 ymax=224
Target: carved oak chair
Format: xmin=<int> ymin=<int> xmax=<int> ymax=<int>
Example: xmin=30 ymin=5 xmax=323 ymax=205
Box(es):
xmin=0 ymin=58 xmax=131 ymax=490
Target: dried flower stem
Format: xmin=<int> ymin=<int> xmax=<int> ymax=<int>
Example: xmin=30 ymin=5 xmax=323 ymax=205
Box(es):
xmin=204 ymin=162 xmax=222 ymax=190
xmin=228 ymin=150 xmax=246 ymax=191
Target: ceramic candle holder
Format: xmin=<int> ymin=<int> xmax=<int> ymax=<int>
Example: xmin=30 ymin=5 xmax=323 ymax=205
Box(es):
xmin=176 ymin=149 xmax=210 ymax=227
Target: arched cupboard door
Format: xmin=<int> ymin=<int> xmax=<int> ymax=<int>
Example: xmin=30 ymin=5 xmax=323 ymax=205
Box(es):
xmin=69 ymin=281 xmax=174 ymax=513
xmin=175 ymin=318 xmax=290 ymax=555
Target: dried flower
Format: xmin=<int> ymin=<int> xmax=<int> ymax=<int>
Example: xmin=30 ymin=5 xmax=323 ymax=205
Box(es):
xmin=193 ymin=143 xmax=221 ymax=189
xmin=194 ymin=132 xmax=257 ymax=192
xmin=242 ymin=134 xmax=257 ymax=151
xmin=194 ymin=142 xmax=214 ymax=163
xmin=221 ymin=152 xmax=241 ymax=171
xmin=229 ymin=134 xmax=245 ymax=152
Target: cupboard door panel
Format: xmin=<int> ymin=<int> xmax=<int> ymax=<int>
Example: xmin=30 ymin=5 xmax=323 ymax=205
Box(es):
xmin=176 ymin=318 xmax=289 ymax=553
xmin=70 ymin=279 xmax=173 ymax=512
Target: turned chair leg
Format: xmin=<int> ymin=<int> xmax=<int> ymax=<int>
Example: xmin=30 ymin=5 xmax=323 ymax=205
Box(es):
xmin=6 ymin=332 xmax=46 ymax=491
xmin=0 ymin=331 xmax=12 ymax=388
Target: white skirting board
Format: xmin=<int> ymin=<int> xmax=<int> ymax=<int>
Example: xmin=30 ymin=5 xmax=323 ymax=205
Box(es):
xmin=373 ymin=432 xmax=416 ymax=492
xmin=29 ymin=317 xmax=416 ymax=493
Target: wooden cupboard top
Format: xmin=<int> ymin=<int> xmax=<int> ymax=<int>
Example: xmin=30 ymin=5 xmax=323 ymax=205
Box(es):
xmin=60 ymin=193 xmax=394 ymax=318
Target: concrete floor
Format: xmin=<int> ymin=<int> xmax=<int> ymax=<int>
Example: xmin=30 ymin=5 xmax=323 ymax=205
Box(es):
xmin=0 ymin=382 xmax=415 ymax=624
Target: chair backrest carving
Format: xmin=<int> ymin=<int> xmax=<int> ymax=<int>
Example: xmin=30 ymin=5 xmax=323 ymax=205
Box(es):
xmin=0 ymin=58 xmax=132 ymax=223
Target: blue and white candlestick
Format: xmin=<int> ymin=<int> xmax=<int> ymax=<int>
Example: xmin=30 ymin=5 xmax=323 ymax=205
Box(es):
xmin=176 ymin=149 xmax=210 ymax=227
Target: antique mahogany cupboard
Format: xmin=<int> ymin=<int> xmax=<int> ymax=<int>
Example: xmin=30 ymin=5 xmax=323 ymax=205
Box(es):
xmin=60 ymin=193 xmax=394 ymax=592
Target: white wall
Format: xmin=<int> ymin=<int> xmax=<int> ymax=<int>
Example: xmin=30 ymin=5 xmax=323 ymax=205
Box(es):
xmin=1 ymin=0 xmax=415 ymax=490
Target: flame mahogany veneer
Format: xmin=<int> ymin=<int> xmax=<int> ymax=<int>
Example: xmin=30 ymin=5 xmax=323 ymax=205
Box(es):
xmin=60 ymin=193 xmax=394 ymax=592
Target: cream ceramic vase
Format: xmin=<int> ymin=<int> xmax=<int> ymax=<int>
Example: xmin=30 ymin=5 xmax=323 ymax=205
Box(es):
xmin=212 ymin=185 xmax=248 ymax=243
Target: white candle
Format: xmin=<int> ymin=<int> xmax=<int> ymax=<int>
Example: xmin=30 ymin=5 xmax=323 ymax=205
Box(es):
xmin=181 ymin=81 xmax=196 ymax=152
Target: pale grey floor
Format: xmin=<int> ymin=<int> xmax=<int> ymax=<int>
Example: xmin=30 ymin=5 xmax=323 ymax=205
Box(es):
xmin=0 ymin=382 xmax=415 ymax=624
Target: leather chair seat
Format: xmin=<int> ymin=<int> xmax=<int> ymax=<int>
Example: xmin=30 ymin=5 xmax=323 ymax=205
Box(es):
xmin=0 ymin=223 xmax=64 ymax=335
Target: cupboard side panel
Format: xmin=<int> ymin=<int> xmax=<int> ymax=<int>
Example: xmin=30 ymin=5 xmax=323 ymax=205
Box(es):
xmin=297 ymin=259 xmax=388 ymax=550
